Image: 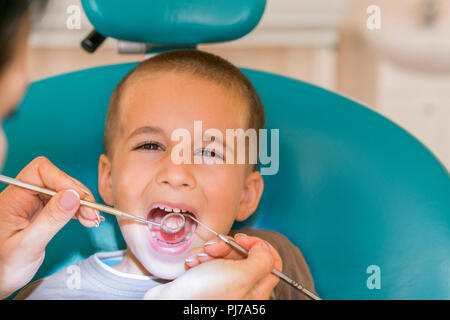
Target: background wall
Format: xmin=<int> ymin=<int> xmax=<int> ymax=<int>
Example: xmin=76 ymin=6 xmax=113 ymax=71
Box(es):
xmin=28 ymin=0 xmax=450 ymax=170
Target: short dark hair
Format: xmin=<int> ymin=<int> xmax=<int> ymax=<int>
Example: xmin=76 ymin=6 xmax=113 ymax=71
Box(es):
xmin=0 ymin=0 xmax=30 ymax=72
xmin=104 ymin=49 xmax=266 ymax=169
xmin=0 ymin=0 xmax=47 ymax=72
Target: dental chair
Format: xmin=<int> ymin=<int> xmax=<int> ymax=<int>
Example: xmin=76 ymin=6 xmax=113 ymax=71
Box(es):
xmin=3 ymin=0 xmax=449 ymax=299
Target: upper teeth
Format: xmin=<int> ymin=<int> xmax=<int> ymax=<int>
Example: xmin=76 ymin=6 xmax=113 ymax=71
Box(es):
xmin=157 ymin=205 xmax=187 ymax=213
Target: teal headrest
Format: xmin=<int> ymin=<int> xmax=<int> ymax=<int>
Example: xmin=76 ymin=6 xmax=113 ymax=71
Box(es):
xmin=81 ymin=0 xmax=266 ymax=45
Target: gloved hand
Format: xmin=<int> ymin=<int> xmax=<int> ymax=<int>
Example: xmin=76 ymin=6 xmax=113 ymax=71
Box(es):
xmin=143 ymin=234 xmax=281 ymax=299
xmin=0 ymin=156 xmax=101 ymax=299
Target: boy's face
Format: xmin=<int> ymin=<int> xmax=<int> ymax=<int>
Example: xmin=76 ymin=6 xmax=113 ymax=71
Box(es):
xmin=98 ymin=71 xmax=263 ymax=279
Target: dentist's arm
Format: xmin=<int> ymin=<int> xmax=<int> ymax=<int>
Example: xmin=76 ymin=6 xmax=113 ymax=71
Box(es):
xmin=0 ymin=156 xmax=100 ymax=299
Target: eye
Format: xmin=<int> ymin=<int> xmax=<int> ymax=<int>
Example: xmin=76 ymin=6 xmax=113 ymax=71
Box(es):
xmin=194 ymin=148 xmax=224 ymax=160
xmin=134 ymin=142 xmax=165 ymax=151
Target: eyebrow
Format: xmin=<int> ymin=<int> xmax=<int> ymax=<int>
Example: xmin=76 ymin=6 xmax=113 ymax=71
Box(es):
xmin=127 ymin=126 xmax=165 ymax=140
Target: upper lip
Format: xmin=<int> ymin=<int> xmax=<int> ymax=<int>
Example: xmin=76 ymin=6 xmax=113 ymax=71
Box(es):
xmin=146 ymin=201 xmax=199 ymax=220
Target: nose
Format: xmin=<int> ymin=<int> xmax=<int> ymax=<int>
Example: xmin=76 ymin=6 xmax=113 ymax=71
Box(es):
xmin=155 ymin=157 xmax=196 ymax=190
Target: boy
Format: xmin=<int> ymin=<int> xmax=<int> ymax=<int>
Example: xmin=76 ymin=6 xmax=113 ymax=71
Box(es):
xmin=16 ymin=49 xmax=315 ymax=299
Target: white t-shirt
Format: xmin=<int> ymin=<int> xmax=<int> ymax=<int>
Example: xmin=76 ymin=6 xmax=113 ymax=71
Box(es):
xmin=16 ymin=250 xmax=166 ymax=300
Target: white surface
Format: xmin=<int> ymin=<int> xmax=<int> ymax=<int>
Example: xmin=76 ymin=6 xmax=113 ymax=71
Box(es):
xmin=371 ymin=27 xmax=450 ymax=73
xmin=376 ymin=60 xmax=450 ymax=169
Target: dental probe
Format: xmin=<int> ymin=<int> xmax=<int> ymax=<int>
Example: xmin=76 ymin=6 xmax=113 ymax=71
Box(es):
xmin=184 ymin=214 xmax=322 ymax=300
xmin=0 ymin=174 xmax=184 ymax=234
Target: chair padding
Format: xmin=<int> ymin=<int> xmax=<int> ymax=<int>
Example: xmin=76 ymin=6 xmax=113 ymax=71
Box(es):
xmin=81 ymin=0 xmax=266 ymax=45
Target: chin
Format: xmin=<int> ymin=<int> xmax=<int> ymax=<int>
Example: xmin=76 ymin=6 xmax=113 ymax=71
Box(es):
xmin=141 ymin=258 xmax=187 ymax=280
xmin=119 ymin=223 xmax=196 ymax=280
xmin=136 ymin=236 xmax=205 ymax=280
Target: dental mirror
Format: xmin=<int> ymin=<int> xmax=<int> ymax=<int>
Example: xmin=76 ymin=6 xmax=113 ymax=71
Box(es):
xmin=158 ymin=212 xmax=186 ymax=234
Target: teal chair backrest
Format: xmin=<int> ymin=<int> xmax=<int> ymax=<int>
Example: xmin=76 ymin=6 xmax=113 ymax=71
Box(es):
xmin=3 ymin=62 xmax=450 ymax=299
xmin=81 ymin=0 xmax=266 ymax=45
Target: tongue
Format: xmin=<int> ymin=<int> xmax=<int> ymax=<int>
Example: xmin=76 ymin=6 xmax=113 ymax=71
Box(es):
xmin=160 ymin=228 xmax=187 ymax=243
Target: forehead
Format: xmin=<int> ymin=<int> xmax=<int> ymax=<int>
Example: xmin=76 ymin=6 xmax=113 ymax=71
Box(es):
xmin=118 ymin=71 xmax=249 ymax=135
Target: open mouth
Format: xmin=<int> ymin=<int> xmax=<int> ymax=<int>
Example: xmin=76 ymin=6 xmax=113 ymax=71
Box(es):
xmin=147 ymin=205 xmax=197 ymax=249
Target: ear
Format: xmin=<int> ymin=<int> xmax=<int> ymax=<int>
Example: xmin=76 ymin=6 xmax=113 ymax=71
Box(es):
xmin=98 ymin=154 xmax=114 ymax=206
xmin=236 ymin=171 xmax=264 ymax=222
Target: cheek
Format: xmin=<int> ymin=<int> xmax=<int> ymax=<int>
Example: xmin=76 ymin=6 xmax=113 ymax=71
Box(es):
xmin=110 ymin=153 xmax=158 ymax=212
xmin=200 ymin=166 xmax=245 ymax=232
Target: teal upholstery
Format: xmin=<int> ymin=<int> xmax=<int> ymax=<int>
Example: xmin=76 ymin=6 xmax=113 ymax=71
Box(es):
xmin=3 ymin=63 xmax=449 ymax=299
xmin=81 ymin=0 xmax=266 ymax=45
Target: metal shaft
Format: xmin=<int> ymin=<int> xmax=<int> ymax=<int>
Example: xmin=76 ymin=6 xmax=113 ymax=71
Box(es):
xmin=0 ymin=174 xmax=159 ymax=227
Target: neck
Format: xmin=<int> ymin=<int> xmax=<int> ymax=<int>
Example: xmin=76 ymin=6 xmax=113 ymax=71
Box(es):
xmin=112 ymin=249 xmax=153 ymax=277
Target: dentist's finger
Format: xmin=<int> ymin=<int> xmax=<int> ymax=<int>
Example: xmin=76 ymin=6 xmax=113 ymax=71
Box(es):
xmin=36 ymin=193 xmax=98 ymax=228
xmin=237 ymin=240 xmax=275 ymax=287
xmin=184 ymin=249 xmax=213 ymax=268
xmin=184 ymin=245 xmax=204 ymax=268
xmin=235 ymin=237 xmax=282 ymax=300
xmin=203 ymin=234 xmax=274 ymax=261
xmin=13 ymin=156 xmax=99 ymax=225
xmin=234 ymin=234 xmax=283 ymax=273
xmin=184 ymin=252 xmax=200 ymax=268
xmin=202 ymin=236 xmax=234 ymax=258
xmin=67 ymin=177 xmax=102 ymax=226
xmin=247 ymin=271 xmax=280 ymax=300
xmin=21 ymin=189 xmax=81 ymax=256
xmin=196 ymin=251 xmax=213 ymax=263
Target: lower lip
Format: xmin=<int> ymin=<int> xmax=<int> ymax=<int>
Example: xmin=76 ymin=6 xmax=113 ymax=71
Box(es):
xmin=146 ymin=217 xmax=197 ymax=255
